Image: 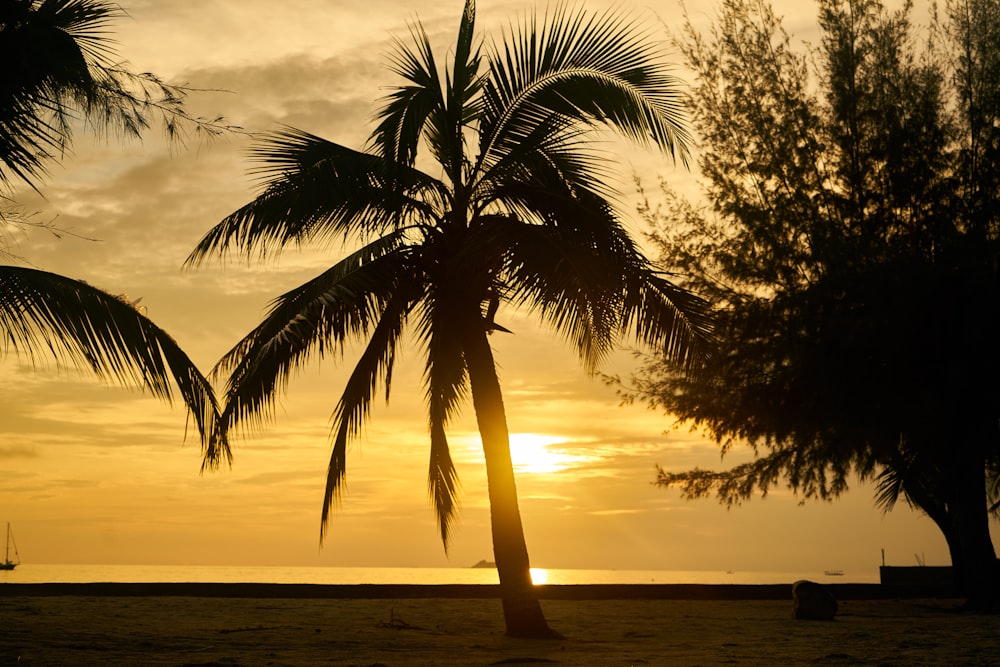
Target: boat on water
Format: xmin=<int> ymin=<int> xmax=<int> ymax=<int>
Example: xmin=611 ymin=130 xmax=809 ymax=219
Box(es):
xmin=824 ymin=569 xmax=844 ymax=576
xmin=1 ymin=523 xmax=19 ymax=570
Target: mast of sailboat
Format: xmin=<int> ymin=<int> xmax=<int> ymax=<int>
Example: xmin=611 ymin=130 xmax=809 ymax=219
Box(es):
xmin=4 ymin=523 xmax=18 ymax=566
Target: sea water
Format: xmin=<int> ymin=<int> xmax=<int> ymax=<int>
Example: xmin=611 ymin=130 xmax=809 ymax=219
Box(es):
xmin=0 ymin=564 xmax=880 ymax=585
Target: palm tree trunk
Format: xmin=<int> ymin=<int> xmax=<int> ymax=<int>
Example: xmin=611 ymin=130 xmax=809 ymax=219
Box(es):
xmin=463 ymin=327 xmax=560 ymax=639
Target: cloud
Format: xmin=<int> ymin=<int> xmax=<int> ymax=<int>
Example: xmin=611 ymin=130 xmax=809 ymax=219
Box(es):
xmin=0 ymin=445 xmax=38 ymax=459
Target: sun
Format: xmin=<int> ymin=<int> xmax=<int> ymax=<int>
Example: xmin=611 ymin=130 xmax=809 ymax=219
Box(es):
xmin=508 ymin=433 xmax=584 ymax=474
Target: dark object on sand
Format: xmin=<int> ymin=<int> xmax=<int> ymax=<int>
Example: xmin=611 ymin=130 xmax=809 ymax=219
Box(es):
xmin=792 ymin=580 xmax=837 ymax=620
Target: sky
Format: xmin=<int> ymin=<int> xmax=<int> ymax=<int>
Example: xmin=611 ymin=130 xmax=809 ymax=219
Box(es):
xmin=1 ymin=0 xmax=976 ymax=575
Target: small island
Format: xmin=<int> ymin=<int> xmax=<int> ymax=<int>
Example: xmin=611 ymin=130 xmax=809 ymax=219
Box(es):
xmin=470 ymin=559 xmax=497 ymax=569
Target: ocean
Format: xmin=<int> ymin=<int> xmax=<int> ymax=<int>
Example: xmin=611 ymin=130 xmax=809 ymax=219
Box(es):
xmin=0 ymin=564 xmax=880 ymax=585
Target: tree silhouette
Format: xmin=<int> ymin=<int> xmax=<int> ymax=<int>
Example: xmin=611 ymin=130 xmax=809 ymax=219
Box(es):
xmin=188 ymin=0 xmax=708 ymax=637
xmin=630 ymin=0 xmax=1000 ymax=609
xmin=0 ymin=0 xmax=229 ymax=462
xmin=0 ymin=0 xmax=230 ymax=192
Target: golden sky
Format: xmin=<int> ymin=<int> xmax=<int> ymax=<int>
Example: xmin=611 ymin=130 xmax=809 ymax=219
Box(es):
xmin=1 ymin=0 xmax=974 ymax=574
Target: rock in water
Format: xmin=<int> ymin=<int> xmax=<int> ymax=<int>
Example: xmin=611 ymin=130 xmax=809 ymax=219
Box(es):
xmin=792 ymin=580 xmax=838 ymax=620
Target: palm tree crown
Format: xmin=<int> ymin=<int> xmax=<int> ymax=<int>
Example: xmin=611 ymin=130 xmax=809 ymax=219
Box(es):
xmin=0 ymin=0 xmax=230 ymax=192
xmin=189 ymin=0 xmax=708 ymax=637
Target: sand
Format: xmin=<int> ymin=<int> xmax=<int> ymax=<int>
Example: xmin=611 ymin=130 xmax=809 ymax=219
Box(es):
xmin=2 ymin=587 xmax=998 ymax=666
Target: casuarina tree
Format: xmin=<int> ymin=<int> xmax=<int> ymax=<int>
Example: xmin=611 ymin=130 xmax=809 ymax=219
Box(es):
xmin=628 ymin=0 xmax=1000 ymax=610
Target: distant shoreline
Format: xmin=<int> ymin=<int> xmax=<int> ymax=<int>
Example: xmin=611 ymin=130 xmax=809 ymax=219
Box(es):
xmin=0 ymin=581 xmax=956 ymax=600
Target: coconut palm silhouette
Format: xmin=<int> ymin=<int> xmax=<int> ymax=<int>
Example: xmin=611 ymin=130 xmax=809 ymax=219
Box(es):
xmin=188 ymin=0 xmax=708 ymax=637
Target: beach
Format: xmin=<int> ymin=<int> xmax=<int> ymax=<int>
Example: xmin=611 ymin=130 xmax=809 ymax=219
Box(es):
xmin=1 ymin=586 xmax=997 ymax=666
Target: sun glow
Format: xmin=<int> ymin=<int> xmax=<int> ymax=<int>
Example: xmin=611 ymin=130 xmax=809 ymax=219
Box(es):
xmin=529 ymin=568 xmax=548 ymax=585
xmin=508 ymin=433 xmax=589 ymax=474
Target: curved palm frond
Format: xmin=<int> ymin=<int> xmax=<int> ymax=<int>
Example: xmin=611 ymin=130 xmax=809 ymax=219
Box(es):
xmin=0 ymin=265 xmax=228 ymax=464
xmin=322 ymin=279 xmax=420 ymax=538
xmin=477 ymin=2 xmax=690 ymax=185
xmin=417 ymin=287 xmax=473 ymax=549
xmin=473 ymin=115 xmax=619 ymax=208
xmin=426 ymin=413 xmax=461 ymax=549
xmin=512 ymin=217 xmax=710 ymax=371
xmin=186 ymin=129 xmax=445 ymax=265
xmin=625 ymin=271 xmax=713 ymax=367
xmin=501 ymin=221 xmax=623 ymax=370
xmin=479 ymin=177 xmax=706 ymax=370
xmin=369 ymin=20 xmax=445 ymax=171
xmin=214 ymin=233 xmax=410 ymax=435
xmin=369 ymin=0 xmax=483 ymax=192
xmin=873 ymin=465 xmax=905 ymax=513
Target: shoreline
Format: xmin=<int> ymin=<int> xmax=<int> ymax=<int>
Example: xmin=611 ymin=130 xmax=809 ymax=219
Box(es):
xmin=0 ymin=581 xmax=956 ymax=600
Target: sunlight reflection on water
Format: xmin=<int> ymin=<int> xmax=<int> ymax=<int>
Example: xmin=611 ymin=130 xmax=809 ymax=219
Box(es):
xmin=1 ymin=564 xmax=880 ymax=585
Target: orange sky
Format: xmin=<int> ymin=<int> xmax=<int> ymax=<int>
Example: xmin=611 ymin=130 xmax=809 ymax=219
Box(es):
xmin=1 ymin=0 xmax=977 ymax=575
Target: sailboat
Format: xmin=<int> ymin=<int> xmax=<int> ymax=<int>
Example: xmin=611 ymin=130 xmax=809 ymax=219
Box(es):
xmin=1 ymin=523 xmax=19 ymax=570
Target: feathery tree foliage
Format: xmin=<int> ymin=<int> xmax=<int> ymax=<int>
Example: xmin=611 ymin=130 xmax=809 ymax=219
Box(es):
xmin=628 ymin=0 xmax=1000 ymax=609
xmin=0 ymin=0 xmax=229 ymax=461
xmin=188 ymin=0 xmax=708 ymax=637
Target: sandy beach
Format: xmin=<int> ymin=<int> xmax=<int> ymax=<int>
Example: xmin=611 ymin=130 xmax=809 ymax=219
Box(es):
xmin=2 ymin=585 xmax=998 ymax=666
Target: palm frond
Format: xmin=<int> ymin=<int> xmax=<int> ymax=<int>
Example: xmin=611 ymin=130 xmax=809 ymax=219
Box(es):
xmin=473 ymin=115 xmax=618 ymax=206
xmin=450 ymin=0 xmax=484 ymax=120
xmin=417 ymin=291 xmax=471 ymax=549
xmin=368 ymin=0 xmax=484 ymax=192
xmin=186 ymin=129 xmax=444 ymax=265
xmin=487 ymin=189 xmax=711 ymax=371
xmin=214 ymin=233 xmax=410 ymax=434
xmin=474 ymin=185 xmax=633 ymax=366
xmin=368 ymin=19 xmax=445 ymax=172
xmin=322 ymin=282 xmax=419 ymax=540
xmin=427 ymin=417 xmax=461 ymax=549
xmin=620 ymin=270 xmax=714 ymax=369
xmin=873 ymin=466 xmax=905 ymax=513
xmin=478 ymin=2 xmax=691 ymax=181
xmin=0 ymin=265 xmax=228 ymax=462
xmin=25 ymin=0 xmax=120 ymax=63
xmin=439 ymin=0 xmax=484 ymax=187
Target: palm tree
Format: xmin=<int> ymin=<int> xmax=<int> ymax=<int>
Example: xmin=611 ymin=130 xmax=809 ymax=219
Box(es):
xmin=187 ymin=0 xmax=708 ymax=637
xmin=1 ymin=0 xmax=228 ymax=192
xmin=0 ymin=0 xmax=229 ymax=460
